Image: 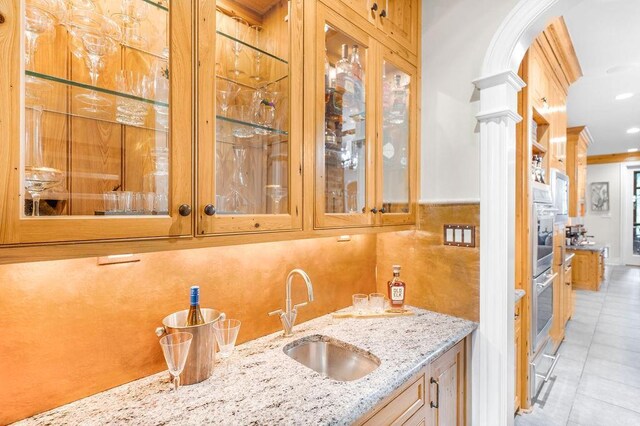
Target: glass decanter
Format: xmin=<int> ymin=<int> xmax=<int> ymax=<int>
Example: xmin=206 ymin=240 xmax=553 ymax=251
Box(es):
xmin=223 ymin=145 xmax=253 ymax=214
xmin=24 ymin=104 xmax=64 ymax=216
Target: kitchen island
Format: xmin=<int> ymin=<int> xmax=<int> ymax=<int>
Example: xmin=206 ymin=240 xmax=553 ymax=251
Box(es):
xmin=15 ymin=307 xmax=476 ymax=425
xmin=567 ymin=244 xmax=606 ymax=291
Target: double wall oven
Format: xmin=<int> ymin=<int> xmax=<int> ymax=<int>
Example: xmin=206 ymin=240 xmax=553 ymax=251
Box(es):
xmin=530 ymin=182 xmax=560 ymax=397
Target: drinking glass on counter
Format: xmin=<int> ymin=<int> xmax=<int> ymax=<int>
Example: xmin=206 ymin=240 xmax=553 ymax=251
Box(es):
xmin=352 ymin=293 xmax=368 ymax=315
xmin=159 ymin=332 xmax=193 ymax=391
xmin=103 ymin=191 xmax=118 ymax=213
xmin=369 ymin=293 xmax=386 ymax=313
xmin=117 ymin=190 xmax=133 ymax=212
xmin=213 ymin=319 xmax=241 ymax=372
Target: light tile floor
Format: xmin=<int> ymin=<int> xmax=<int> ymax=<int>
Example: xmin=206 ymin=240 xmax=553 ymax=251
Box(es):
xmin=515 ymin=265 xmax=640 ymax=426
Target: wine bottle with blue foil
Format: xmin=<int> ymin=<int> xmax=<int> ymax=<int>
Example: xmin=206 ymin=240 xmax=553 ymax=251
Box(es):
xmin=185 ymin=286 xmax=205 ymax=326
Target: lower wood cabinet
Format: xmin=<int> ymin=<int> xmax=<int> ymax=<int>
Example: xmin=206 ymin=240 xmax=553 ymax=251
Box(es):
xmin=358 ymin=339 xmax=467 ymax=426
xmin=569 ymin=249 xmax=604 ymax=291
xmin=563 ymin=265 xmax=573 ymax=324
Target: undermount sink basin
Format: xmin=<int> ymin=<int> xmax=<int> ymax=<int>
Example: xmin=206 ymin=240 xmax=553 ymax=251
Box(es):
xmin=283 ymin=335 xmax=380 ymax=381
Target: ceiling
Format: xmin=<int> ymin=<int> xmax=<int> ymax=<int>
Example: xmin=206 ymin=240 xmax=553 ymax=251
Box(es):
xmin=564 ymin=0 xmax=640 ymax=155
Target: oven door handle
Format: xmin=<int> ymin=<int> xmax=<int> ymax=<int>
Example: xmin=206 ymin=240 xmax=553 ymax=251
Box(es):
xmin=536 ymin=272 xmax=557 ymax=292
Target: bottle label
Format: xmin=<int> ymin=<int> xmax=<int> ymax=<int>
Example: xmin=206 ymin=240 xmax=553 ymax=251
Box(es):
xmin=391 ymin=286 xmax=404 ymax=302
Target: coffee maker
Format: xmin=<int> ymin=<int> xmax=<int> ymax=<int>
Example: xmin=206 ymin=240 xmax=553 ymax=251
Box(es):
xmin=566 ymin=224 xmax=587 ymax=246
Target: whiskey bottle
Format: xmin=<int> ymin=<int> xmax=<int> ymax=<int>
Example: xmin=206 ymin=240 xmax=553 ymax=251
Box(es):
xmin=387 ymin=265 xmax=406 ymax=312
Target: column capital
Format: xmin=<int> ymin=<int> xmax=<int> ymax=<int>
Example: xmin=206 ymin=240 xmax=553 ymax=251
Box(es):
xmin=473 ymin=70 xmax=526 ymax=91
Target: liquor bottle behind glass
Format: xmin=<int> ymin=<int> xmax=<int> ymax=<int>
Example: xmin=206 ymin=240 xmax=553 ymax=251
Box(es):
xmin=335 ymin=44 xmax=354 ymax=107
xmin=349 ymin=44 xmax=364 ymax=114
xmin=185 ymin=285 xmax=205 ymax=326
xmin=387 ymin=265 xmax=406 ymax=312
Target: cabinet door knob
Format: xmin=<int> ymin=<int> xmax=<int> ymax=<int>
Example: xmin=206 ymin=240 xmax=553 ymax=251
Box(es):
xmin=380 ymin=9 xmax=387 ymax=18
xmin=204 ymin=204 xmax=216 ymax=216
xmin=0 ymin=13 xmax=5 ymax=24
xmin=370 ymin=2 xmax=378 ymax=11
xmin=379 ymin=207 xmax=387 ymax=214
xmin=370 ymin=207 xmax=378 ymax=214
xmin=178 ymin=204 xmax=192 ymax=217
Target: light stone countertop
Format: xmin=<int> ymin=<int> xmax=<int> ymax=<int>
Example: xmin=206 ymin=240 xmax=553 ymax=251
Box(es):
xmin=15 ymin=307 xmax=476 ymax=426
xmin=567 ymin=244 xmax=606 ymax=252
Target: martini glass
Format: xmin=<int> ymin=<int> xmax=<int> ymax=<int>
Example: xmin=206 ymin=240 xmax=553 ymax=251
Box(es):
xmin=65 ymin=10 xmax=121 ymax=112
xmin=212 ymin=319 xmax=241 ymax=372
xmin=159 ymin=332 xmax=193 ymax=391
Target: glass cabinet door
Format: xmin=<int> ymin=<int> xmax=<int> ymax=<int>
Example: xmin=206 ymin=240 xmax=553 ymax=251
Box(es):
xmin=377 ymin=49 xmax=416 ymax=225
xmin=197 ymin=0 xmax=303 ymax=234
xmin=2 ymin=0 xmax=193 ymax=244
xmin=314 ymin=2 xmax=375 ymax=228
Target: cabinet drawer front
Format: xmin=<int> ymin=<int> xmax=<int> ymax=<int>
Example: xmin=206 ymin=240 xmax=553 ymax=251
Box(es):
xmin=364 ymin=374 xmax=425 ymax=426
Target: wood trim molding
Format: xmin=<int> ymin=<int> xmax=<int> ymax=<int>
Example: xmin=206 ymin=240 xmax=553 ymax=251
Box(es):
xmin=543 ymin=17 xmax=583 ymax=88
xmin=587 ymin=152 xmax=640 ymax=165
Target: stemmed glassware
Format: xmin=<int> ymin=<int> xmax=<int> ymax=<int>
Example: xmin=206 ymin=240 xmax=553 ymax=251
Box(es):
xmin=266 ymin=185 xmax=287 ymax=214
xmin=112 ymin=0 xmax=149 ymax=49
xmin=216 ymin=80 xmax=240 ymax=117
xmin=222 ymin=145 xmax=253 ymax=213
xmin=115 ymin=70 xmax=152 ymax=126
xmin=228 ymin=16 xmax=248 ymax=78
xmin=159 ymin=332 xmax=193 ymax=391
xmin=212 ymin=319 xmax=241 ymax=372
xmin=248 ymin=25 xmax=263 ymax=82
xmin=65 ymin=10 xmax=122 ymax=112
xmin=151 ymin=60 xmax=170 ymax=130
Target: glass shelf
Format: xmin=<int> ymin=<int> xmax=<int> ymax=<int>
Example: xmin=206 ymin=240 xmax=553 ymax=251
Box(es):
xmin=216 ymin=31 xmax=289 ymax=90
xmin=216 ymin=30 xmax=287 ymax=64
xmin=27 ymin=71 xmax=168 ymax=107
xmin=216 ymin=115 xmax=288 ymax=147
xmin=142 ymin=0 xmax=169 ymax=12
xmin=25 ymin=71 xmax=169 ymax=131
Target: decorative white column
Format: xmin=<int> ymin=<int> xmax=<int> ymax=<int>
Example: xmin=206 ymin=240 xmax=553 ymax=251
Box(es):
xmin=472 ymin=70 xmax=525 ymax=426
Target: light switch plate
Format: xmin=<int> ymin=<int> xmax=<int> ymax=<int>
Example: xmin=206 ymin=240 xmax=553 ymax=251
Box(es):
xmin=443 ymin=224 xmax=476 ymax=248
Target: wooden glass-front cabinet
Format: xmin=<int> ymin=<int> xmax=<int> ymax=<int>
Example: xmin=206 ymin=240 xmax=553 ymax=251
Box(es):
xmin=314 ymin=2 xmax=416 ymax=229
xmin=1 ymin=0 xmax=193 ymax=244
xmin=196 ymin=0 xmax=303 ymax=235
xmin=0 ymin=0 xmax=418 ymax=248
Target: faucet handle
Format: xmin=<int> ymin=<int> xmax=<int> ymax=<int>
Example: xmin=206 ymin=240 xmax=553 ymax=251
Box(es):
xmin=268 ymin=309 xmax=284 ymax=317
xmin=293 ymin=302 xmax=308 ymax=311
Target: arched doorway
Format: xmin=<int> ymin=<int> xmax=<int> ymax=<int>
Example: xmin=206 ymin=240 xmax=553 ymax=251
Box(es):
xmin=472 ymin=0 xmax=583 ymax=424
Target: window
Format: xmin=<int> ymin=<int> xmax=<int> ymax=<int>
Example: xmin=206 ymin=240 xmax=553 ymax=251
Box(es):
xmin=634 ymin=171 xmax=640 ymax=255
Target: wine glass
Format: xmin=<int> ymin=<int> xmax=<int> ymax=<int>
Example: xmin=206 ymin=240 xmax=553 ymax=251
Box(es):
xmin=248 ymin=24 xmax=263 ymax=81
xmin=215 ymin=80 xmax=239 ymax=117
xmin=266 ymin=185 xmax=287 ymax=214
xmin=212 ymin=319 xmax=241 ymax=372
xmin=151 ymin=60 xmax=170 ymax=130
xmin=159 ymin=332 xmax=193 ymax=391
xmin=228 ymin=16 xmax=248 ymax=78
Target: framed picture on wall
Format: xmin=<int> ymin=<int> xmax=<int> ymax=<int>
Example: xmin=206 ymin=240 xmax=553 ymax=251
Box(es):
xmin=591 ymin=182 xmax=610 ymax=212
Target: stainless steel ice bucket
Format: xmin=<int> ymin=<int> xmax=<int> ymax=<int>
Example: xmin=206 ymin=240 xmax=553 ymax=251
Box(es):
xmin=155 ymin=308 xmax=225 ymax=385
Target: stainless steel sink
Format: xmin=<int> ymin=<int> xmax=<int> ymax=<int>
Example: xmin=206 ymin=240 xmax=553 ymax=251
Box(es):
xmin=283 ymin=335 xmax=380 ymax=381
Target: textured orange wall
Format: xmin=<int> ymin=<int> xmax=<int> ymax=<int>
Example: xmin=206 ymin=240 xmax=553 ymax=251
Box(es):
xmin=0 ymin=235 xmax=377 ymax=424
xmin=376 ymin=203 xmax=480 ymax=321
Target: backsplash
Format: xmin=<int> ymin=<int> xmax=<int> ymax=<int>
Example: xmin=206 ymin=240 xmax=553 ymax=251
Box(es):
xmin=376 ymin=203 xmax=480 ymax=321
xmin=0 ymin=235 xmax=376 ymax=424
xmin=1 ymin=203 xmax=480 ymax=424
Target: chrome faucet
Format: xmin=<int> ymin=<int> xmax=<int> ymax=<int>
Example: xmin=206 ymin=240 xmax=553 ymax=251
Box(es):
xmin=268 ymin=269 xmax=314 ymax=337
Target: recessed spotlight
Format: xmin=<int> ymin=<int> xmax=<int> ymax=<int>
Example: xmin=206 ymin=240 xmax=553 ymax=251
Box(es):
xmin=628 ymin=148 xmax=639 ymax=152
xmin=627 ymin=127 xmax=640 ymax=134
xmin=616 ymin=93 xmax=634 ymax=100
xmin=606 ymin=65 xmax=638 ymax=74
